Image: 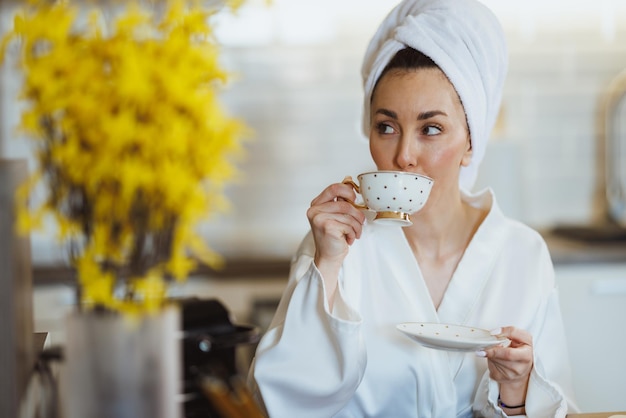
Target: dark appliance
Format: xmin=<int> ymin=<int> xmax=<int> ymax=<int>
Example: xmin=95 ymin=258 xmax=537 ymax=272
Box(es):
xmin=180 ymin=298 xmax=261 ymax=418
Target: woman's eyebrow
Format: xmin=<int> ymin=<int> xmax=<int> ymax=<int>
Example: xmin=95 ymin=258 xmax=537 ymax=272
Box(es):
xmin=418 ymin=110 xmax=447 ymax=120
xmin=375 ymin=108 xmax=397 ymax=119
xmin=375 ymin=109 xmax=448 ymax=120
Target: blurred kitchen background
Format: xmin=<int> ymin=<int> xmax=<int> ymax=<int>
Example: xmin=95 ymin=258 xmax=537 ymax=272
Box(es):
xmin=1 ymin=0 xmax=626 ymax=413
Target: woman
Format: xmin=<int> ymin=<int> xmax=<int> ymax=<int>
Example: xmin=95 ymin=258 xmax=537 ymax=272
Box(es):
xmin=248 ymin=0 xmax=578 ymax=416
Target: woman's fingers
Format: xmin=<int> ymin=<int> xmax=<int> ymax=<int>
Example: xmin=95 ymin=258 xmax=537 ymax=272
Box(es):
xmin=309 ymin=211 xmax=360 ymax=243
xmin=308 ymin=183 xmax=367 ymax=234
xmin=308 ymin=200 xmax=366 ymax=234
xmin=480 ymin=326 xmax=533 ymax=360
xmin=477 ymin=326 xmax=534 ymax=385
xmin=491 ymin=326 xmax=532 ymax=346
xmin=307 ymin=183 xmax=367 ymax=263
xmin=481 ymin=343 xmax=531 ymax=363
xmin=310 ymin=182 xmax=359 ymax=207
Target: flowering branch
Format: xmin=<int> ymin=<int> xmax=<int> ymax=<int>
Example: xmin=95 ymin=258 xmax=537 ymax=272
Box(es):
xmin=1 ymin=0 xmax=250 ymax=314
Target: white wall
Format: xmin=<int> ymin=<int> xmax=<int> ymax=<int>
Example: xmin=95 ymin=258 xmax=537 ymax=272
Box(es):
xmin=212 ymin=0 xmax=626 ymax=258
xmin=2 ymin=1 xmax=626 ymax=262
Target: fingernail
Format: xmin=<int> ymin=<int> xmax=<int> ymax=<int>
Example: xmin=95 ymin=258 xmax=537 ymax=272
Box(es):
xmin=475 ymin=350 xmax=486 ymax=357
xmin=490 ymin=328 xmax=502 ymax=336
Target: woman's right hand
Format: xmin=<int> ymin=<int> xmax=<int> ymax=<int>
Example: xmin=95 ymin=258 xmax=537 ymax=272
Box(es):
xmin=307 ymin=182 xmax=366 ymax=296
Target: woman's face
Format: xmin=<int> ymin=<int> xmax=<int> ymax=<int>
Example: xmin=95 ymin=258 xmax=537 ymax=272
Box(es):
xmin=369 ymin=67 xmax=471 ymax=194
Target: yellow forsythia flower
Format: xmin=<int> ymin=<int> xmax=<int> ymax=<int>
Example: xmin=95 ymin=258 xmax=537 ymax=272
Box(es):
xmin=1 ymin=0 xmax=251 ymax=314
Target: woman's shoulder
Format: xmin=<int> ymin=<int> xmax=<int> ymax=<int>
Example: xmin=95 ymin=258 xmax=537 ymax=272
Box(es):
xmin=498 ymin=208 xmax=547 ymax=250
xmin=474 ymin=188 xmax=549 ymax=252
xmin=497 ymin=210 xmax=544 ymax=243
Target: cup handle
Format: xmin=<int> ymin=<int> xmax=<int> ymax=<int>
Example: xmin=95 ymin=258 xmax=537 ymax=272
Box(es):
xmin=341 ymin=176 xmax=368 ymax=210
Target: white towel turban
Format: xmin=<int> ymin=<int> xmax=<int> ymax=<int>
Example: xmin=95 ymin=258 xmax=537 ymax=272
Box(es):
xmin=361 ymin=0 xmax=508 ymax=191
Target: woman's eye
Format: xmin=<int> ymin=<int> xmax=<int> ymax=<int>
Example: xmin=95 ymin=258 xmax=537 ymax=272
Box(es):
xmin=376 ymin=123 xmax=395 ymax=135
xmin=423 ymin=125 xmax=442 ymax=135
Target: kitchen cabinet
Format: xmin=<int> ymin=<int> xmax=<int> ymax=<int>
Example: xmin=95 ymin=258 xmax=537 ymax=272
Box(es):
xmin=555 ymin=263 xmax=626 ymax=412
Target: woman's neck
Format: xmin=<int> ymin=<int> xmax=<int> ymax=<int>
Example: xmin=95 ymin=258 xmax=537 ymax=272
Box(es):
xmin=402 ymin=192 xmax=488 ymax=310
xmin=404 ymin=192 xmax=485 ymax=260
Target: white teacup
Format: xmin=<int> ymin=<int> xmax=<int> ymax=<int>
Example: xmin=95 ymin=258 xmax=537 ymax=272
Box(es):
xmin=342 ymin=171 xmax=434 ymax=226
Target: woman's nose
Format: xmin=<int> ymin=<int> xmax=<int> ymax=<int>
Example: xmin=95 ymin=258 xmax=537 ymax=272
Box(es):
xmin=395 ymin=137 xmax=418 ymax=169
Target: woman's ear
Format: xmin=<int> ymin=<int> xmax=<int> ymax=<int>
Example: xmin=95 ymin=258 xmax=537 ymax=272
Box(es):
xmin=461 ymin=136 xmax=473 ymax=167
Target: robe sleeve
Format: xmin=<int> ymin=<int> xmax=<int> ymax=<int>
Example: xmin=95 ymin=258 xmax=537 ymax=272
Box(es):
xmin=473 ymin=241 xmax=579 ymax=417
xmin=247 ymin=234 xmax=366 ymax=418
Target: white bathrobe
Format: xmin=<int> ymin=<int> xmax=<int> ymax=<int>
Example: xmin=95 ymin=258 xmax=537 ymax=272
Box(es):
xmin=248 ymin=189 xmax=578 ymax=417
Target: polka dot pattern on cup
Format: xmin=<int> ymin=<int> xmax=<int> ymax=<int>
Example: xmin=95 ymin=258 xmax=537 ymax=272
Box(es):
xmin=357 ymin=171 xmax=433 ymax=215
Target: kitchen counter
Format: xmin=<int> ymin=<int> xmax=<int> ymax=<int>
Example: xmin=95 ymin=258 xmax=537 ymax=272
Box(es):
xmin=540 ymin=227 xmax=626 ymax=265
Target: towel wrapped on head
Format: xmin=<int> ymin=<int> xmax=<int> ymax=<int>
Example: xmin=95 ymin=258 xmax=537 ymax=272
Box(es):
xmin=361 ymin=0 xmax=508 ymax=191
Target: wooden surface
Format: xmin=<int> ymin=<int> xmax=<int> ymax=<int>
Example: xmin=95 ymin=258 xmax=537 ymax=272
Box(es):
xmin=33 ymin=257 xmax=291 ymax=285
xmin=568 ymin=413 xmax=626 ymax=417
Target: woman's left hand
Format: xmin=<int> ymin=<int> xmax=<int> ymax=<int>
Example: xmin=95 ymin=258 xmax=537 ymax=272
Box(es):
xmin=478 ymin=326 xmax=533 ymax=405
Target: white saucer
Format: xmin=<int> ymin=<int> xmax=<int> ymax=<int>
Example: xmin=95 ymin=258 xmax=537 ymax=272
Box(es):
xmin=396 ymin=322 xmax=511 ymax=352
